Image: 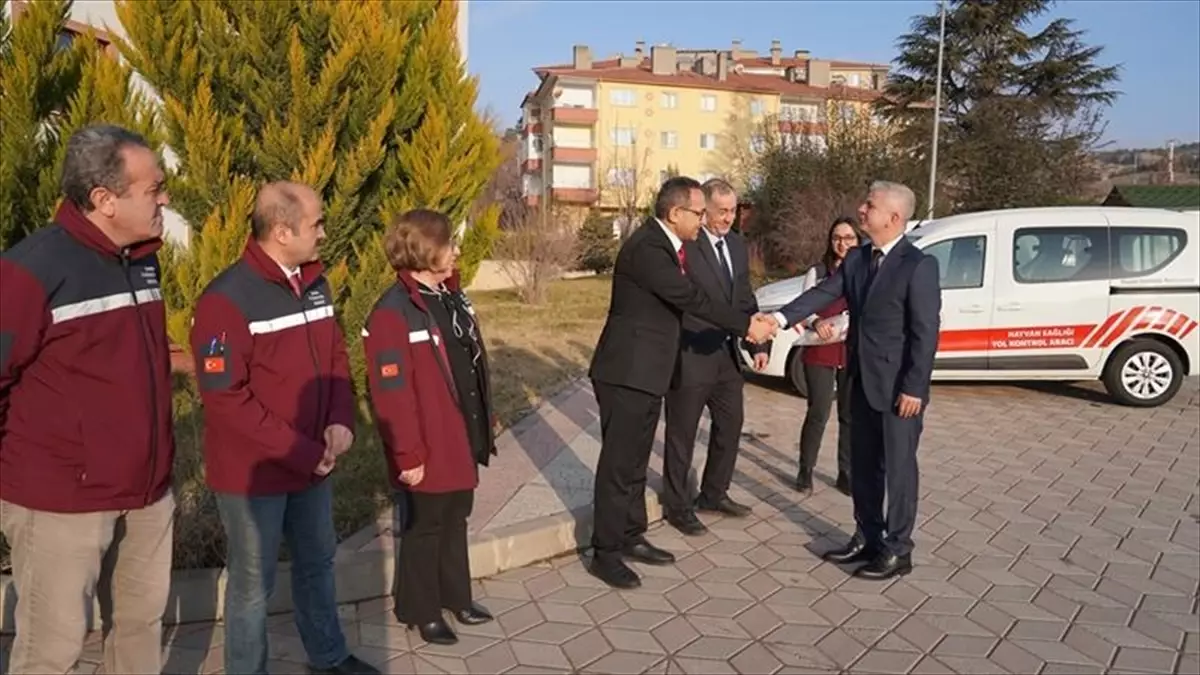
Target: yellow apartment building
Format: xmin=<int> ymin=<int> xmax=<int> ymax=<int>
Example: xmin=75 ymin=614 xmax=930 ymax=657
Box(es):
xmin=518 ymin=39 xmax=890 ymax=216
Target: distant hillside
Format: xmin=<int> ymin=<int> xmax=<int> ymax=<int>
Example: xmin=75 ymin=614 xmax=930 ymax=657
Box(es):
xmin=1093 ymin=141 xmax=1200 ymax=186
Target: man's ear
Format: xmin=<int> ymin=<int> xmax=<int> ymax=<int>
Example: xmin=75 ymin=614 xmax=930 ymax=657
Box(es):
xmin=89 ymin=187 xmax=118 ymax=218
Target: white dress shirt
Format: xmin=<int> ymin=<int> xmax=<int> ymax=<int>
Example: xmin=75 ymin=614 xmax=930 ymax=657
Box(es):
xmin=773 ymin=233 xmax=905 ymax=329
xmin=655 ymin=218 xmax=684 ymax=256
xmin=702 ymin=227 xmax=734 ymax=280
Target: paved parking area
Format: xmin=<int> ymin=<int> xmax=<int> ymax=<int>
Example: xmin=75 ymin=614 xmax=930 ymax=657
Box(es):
xmin=4 ymin=377 xmax=1198 ymax=674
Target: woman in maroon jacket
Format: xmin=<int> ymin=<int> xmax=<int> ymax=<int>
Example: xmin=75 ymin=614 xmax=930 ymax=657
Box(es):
xmin=363 ymin=210 xmax=496 ymax=646
xmin=795 ymin=217 xmax=860 ymax=496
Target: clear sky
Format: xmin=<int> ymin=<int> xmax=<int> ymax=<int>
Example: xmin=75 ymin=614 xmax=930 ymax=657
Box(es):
xmin=467 ymin=0 xmax=1200 ymax=149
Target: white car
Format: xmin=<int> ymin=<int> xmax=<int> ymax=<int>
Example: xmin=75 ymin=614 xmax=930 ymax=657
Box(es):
xmin=744 ymin=206 xmax=1200 ymax=407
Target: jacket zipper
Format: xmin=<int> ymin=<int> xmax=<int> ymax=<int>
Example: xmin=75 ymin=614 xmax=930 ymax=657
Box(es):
xmin=294 ymin=284 xmax=325 ymax=472
xmin=121 ymin=251 xmax=159 ymax=505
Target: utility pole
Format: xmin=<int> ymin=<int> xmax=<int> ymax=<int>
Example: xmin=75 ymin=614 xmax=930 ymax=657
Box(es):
xmin=1167 ymin=139 xmax=1177 ymax=184
xmin=926 ymin=0 xmax=947 ymax=221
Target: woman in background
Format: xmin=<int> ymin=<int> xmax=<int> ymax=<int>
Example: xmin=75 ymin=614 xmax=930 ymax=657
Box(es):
xmin=363 ymin=209 xmax=496 ymax=646
xmin=795 ymin=217 xmax=858 ymax=496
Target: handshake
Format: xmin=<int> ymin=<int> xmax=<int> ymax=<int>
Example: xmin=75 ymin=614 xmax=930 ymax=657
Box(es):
xmin=746 ymin=313 xmax=781 ymax=344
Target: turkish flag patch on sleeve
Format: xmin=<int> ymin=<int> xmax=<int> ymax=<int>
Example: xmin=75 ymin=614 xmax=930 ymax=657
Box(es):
xmin=380 ymin=363 xmax=400 ymax=378
xmin=203 ymin=356 xmax=226 ymax=374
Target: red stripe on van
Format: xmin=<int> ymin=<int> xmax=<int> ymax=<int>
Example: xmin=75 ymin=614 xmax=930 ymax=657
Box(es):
xmin=1100 ymin=306 xmax=1146 ymax=348
xmin=1083 ymin=310 xmax=1125 ymax=348
xmin=1152 ymin=309 xmax=1177 ymax=331
xmin=1181 ymin=321 xmax=1198 ymax=341
xmin=1168 ymin=314 xmax=1189 ymax=336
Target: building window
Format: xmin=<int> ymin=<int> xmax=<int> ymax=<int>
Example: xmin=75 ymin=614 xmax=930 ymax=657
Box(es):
xmin=606 ymin=168 xmax=635 ymax=187
xmin=610 ymin=127 xmax=636 ymax=147
xmin=700 ymin=95 xmax=717 ymax=112
xmin=749 ymin=134 xmax=766 ymax=153
xmin=660 ymin=92 xmax=677 ymax=109
xmin=838 ymin=103 xmax=856 ymax=122
xmin=609 ymin=89 xmax=636 ymax=107
xmin=749 ymin=98 xmax=764 ymax=116
xmin=531 ymin=136 xmax=544 ymax=153
xmin=699 ymin=133 xmax=717 ymax=150
xmin=660 ymin=131 xmax=677 ymax=149
xmin=848 ymin=73 xmax=861 ymax=88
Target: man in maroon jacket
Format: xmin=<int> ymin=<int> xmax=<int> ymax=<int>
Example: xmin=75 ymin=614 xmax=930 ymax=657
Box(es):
xmin=0 ymin=124 xmax=175 ymax=674
xmin=190 ymin=182 xmax=377 ymax=675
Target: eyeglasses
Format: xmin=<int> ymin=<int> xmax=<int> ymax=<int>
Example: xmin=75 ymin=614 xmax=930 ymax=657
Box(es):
xmin=679 ymin=207 xmax=705 ymax=218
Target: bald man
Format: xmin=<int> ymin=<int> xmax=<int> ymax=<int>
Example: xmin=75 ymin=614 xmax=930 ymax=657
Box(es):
xmin=190 ymin=182 xmax=378 ymax=674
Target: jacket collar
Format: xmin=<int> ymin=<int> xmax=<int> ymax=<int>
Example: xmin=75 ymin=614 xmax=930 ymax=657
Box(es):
xmin=54 ymin=200 xmax=163 ymax=259
xmin=241 ymin=236 xmax=325 ymax=292
xmin=396 ymin=268 xmax=461 ymax=310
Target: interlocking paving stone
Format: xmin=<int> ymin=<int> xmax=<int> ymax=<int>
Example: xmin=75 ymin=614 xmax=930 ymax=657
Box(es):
xmin=13 ymin=379 xmax=1191 ymax=675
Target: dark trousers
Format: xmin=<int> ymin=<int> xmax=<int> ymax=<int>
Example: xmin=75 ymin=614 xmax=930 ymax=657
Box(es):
xmin=798 ymin=363 xmax=852 ymax=479
xmin=849 ymin=378 xmax=923 ymax=557
xmin=590 ymin=380 xmax=661 ymax=560
xmin=663 ymin=356 xmax=743 ymax=511
xmin=392 ymin=489 xmax=474 ymax=625
xmin=215 ymin=481 xmax=348 ymax=675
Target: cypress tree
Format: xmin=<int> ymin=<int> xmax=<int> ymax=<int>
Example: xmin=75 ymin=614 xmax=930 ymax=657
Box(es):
xmin=0 ymin=0 xmax=161 ymax=249
xmin=114 ymin=0 xmax=501 ymax=389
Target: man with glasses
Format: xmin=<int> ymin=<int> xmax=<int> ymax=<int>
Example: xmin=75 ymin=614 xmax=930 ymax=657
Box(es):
xmin=587 ymin=176 xmax=776 ymax=589
xmin=662 ymin=178 xmax=770 ymax=537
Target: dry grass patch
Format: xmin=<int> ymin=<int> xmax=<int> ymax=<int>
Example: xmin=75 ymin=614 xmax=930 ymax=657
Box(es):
xmin=0 ymin=275 xmax=613 ymax=571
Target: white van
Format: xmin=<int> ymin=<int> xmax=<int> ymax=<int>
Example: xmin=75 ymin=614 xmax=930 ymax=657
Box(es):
xmin=746 ymin=206 xmax=1200 ymax=407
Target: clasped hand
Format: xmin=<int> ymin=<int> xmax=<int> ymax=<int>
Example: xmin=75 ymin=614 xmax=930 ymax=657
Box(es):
xmin=746 ymin=313 xmax=779 ymax=344
xmin=313 ymin=423 xmax=354 ymax=476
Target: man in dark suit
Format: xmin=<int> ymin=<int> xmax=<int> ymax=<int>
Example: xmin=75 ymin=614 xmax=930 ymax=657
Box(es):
xmin=662 ymin=178 xmax=770 ymax=536
xmin=588 ymin=176 xmax=776 ymax=589
xmin=770 ymin=180 xmax=941 ymax=580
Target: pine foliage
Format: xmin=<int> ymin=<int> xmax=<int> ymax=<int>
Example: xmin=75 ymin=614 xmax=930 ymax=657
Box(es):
xmin=0 ymin=0 xmax=161 ymax=249
xmin=115 ymin=0 xmax=501 ymax=360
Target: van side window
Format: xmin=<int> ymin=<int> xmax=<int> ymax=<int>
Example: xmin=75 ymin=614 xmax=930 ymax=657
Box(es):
xmin=1111 ymin=227 xmax=1188 ymax=278
xmin=921 ymin=236 xmax=986 ymax=289
xmin=1013 ymin=227 xmax=1110 ymax=284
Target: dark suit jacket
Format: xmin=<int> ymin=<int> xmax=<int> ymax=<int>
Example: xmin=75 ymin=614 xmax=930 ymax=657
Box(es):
xmin=777 ymin=237 xmax=941 ymax=412
xmin=672 ymin=230 xmax=769 ymax=389
xmin=589 ymin=219 xmax=753 ymax=397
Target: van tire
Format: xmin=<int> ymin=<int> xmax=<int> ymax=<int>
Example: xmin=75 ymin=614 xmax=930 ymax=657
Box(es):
xmin=1102 ymin=339 xmax=1184 ymax=408
xmin=787 ymin=348 xmax=809 ymax=399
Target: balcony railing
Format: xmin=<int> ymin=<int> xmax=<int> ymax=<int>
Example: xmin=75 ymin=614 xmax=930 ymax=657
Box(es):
xmin=550 ymin=187 xmax=599 ymax=204
xmin=551 ymin=107 xmax=599 ymax=125
xmin=551 ymin=147 xmax=597 ymax=163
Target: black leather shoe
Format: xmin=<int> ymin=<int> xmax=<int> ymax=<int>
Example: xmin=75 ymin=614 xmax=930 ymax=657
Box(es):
xmin=854 ymin=552 xmax=913 ymax=580
xmin=589 ymin=557 xmax=642 ymax=589
xmin=308 ymin=655 xmax=381 ymax=675
xmin=666 ymin=509 xmax=708 ymax=536
xmin=821 ymin=538 xmax=876 ymax=565
xmin=452 ymin=603 xmax=493 ymax=625
xmin=835 ymin=472 xmax=851 ymax=496
xmin=408 ymin=619 xmax=458 ymax=645
xmin=623 ymin=538 xmax=676 ymax=565
xmin=696 ymin=495 xmax=752 ymax=518
xmin=794 ymin=468 xmax=814 ymax=495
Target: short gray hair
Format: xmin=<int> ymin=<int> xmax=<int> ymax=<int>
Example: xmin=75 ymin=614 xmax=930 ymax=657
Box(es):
xmin=869 ymin=180 xmax=916 ymax=223
xmin=61 ymin=124 xmax=152 ymax=211
xmin=701 ymin=177 xmax=737 ymax=201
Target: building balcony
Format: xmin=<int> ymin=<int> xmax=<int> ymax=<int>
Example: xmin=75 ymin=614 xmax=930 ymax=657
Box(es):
xmin=550 ymin=187 xmax=599 ymax=204
xmin=521 ymin=158 xmax=542 ymax=172
xmin=777 ymin=120 xmax=827 ymax=135
xmin=551 ymin=107 xmax=599 ymax=125
xmin=551 ymin=147 xmax=597 ymax=163
xmin=522 ymin=122 xmax=543 ymax=135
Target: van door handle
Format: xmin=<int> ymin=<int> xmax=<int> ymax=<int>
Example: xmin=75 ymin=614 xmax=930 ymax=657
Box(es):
xmin=959 ymin=305 xmax=986 ymax=314
xmin=996 ymin=302 xmax=1022 ymax=312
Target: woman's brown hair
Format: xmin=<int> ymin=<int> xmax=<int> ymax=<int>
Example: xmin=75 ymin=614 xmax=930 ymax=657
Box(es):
xmin=384 ymin=208 xmax=453 ymax=272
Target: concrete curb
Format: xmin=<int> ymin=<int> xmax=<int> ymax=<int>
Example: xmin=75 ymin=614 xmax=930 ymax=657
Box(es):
xmin=0 ymin=492 xmax=662 ymax=633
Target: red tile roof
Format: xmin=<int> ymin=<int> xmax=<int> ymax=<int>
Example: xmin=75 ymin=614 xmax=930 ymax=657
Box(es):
xmin=533 ymin=59 xmax=888 ymax=103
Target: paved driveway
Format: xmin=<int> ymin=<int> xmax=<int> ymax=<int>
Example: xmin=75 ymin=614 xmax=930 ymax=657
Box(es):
xmin=6 ymin=377 xmax=1198 ymax=674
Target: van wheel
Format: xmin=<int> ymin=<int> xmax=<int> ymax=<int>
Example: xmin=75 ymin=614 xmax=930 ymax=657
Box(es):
xmin=1102 ymin=339 xmax=1183 ymax=407
xmin=787 ymin=349 xmax=809 ymax=399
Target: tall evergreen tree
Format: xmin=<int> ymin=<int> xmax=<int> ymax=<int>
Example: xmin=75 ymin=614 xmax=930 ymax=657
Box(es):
xmin=880 ymin=0 xmax=1120 ymax=213
xmin=0 ymin=0 xmax=161 ymax=249
xmin=114 ymin=0 xmax=501 ymax=390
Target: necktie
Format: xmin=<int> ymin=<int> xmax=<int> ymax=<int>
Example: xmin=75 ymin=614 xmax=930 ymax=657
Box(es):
xmin=866 ymin=248 xmax=884 ymax=287
xmin=288 ymin=274 xmax=302 ymax=297
xmin=715 ymin=239 xmax=734 ymax=289
xmin=677 ymin=246 xmax=687 ymax=275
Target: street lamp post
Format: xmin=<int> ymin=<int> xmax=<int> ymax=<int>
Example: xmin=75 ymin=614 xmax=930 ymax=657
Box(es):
xmin=926 ymin=0 xmax=947 ymax=221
